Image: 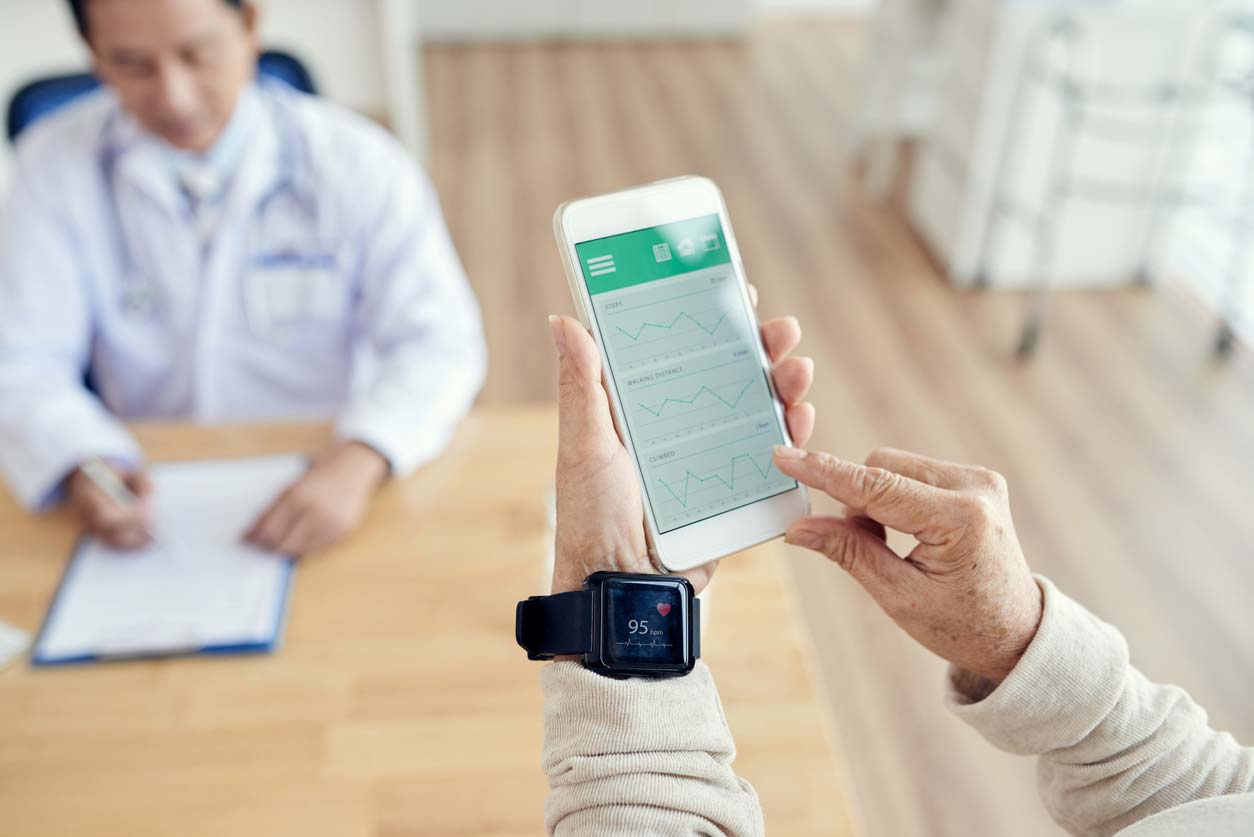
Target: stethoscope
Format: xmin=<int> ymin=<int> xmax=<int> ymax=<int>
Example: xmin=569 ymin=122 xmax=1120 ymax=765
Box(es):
xmin=99 ymin=85 xmax=324 ymax=326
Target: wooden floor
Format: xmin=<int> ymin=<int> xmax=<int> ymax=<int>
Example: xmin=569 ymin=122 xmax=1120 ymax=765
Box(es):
xmin=426 ymin=21 xmax=1254 ymax=837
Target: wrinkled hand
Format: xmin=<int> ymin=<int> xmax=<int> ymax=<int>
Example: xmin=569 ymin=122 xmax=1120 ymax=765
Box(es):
xmin=67 ymin=462 xmax=153 ymax=550
xmin=550 ymin=303 xmax=815 ymax=596
xmin=245 ymin=441 xmax=388 ymax=557
xmin=772 ymin=446 xmax=1043 ymax=683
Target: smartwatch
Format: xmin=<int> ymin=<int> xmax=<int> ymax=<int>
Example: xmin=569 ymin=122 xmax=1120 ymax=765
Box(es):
xmin=516 ymin=572 xmax=700 ymax=678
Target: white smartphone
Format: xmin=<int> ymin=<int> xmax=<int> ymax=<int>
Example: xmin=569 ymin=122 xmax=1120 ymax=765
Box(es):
xmin=553 ymin=176 xmax=810 ymax=573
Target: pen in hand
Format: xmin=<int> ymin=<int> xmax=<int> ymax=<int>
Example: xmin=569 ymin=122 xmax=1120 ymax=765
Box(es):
xmin=74 ymin=458 xmax=169 ymax=555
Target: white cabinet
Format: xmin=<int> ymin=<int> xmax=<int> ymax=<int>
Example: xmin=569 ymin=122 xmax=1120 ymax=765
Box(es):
xmin=906 ymin=0 xmax=1241 ymax=289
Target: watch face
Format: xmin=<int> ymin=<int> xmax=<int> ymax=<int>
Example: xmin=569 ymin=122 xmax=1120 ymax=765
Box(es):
xmin=600 ymin=577 xmax=691 ymax=670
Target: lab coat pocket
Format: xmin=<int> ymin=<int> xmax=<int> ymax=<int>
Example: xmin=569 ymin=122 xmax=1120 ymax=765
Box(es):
xmin=245 ymin=251 xmax=351 ymax=341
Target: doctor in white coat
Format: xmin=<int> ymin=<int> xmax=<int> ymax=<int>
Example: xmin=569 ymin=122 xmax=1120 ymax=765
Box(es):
xmin=0 ymin=0 xmax=487 ymax=554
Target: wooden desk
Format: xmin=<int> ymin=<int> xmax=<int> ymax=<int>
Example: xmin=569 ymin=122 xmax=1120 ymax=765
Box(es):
xmin=0 ymin=406 xmax=859 ymax=836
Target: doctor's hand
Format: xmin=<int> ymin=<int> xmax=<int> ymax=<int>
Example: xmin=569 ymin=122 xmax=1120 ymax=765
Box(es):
xmin=771 ymin=446 xmax=1043 ymax=684
xmin=67 ymin=463 xmax=153 ymax=550
xmin=549 ymin=308 xmax=815 ymax=597
xmin=245 ymin=441 xmax=389 ymax=557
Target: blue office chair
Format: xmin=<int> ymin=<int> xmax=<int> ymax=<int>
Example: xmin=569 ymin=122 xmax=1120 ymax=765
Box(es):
xmin=5 ymin=49 xmax=317 ymax=144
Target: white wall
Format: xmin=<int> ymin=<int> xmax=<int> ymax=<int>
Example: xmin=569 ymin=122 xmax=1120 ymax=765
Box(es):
xmin=754 ymin=0 xmax=875 ymax=10
xmin=417 ymin=0 xmax=753 ymax=41
xmin=414 ymin=0 xmax=874 ymax=42
xmin=257 ymin=0 xmax=387 ymax=115
xmin=0 ymin=1 xmax=86 ymax=194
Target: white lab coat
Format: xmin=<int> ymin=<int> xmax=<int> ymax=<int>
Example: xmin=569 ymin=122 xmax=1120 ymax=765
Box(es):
xmin=0 ymin=82 xmax=487 ymax=510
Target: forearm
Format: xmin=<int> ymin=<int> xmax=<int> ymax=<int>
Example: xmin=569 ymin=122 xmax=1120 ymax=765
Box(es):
xmin=542 ymin=661 xmax=764 ymax=837
xmin=1039 ymin=670 xmax=1254 ymax=835
xmin=340 ymin=140 xmax=487 ymax=475
xmin=0 ymin=362 xmax=139 ymax=509
xmin=947 ymin=576 xmax=1254 ymax=836
xmin=0 ymin=163 xmax=135 ymax=509
xmin=336 ymin=330 xmax=486 ymax=475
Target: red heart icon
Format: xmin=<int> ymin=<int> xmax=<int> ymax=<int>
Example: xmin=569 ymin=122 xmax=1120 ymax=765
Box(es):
xmin=656 ymin=603 xmax=672 ymax=616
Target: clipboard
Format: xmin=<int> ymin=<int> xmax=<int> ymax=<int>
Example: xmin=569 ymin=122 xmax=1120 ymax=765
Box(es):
xmin=29 ymin=453 xmax=308 ymax=666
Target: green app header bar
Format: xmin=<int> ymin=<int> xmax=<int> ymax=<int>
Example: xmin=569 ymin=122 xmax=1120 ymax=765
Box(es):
xmin=575 ymin=213 xmax=731 ymax=295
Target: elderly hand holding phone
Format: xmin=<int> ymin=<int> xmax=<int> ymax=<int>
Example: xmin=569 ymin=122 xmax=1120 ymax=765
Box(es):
xmin=530 ymin=253 xmax=1252 ymax=836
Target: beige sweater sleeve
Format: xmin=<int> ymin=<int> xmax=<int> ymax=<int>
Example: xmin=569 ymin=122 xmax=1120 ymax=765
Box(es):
xmin=946 ymin=576 xmax=1254 ymax=836
xmin=540 ymin=661 xmax=764 ymax=836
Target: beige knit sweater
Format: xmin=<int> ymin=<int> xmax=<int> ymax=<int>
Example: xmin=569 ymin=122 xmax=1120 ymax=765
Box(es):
xmin=540 ymin=576 xmax=1254 ymax=835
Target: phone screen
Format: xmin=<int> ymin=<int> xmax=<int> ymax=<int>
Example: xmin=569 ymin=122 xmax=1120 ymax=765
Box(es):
xmin=576 ymin=213 xmax=797 ymax=534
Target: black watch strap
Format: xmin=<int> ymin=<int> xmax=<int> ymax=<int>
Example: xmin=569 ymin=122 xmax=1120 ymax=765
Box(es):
xmin=515 ymin=589 xmax=593 ymax=660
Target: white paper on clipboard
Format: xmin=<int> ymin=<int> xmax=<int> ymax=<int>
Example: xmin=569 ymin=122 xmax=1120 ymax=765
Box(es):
xmin=33 ymin=453 xmax=308 ymax=664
